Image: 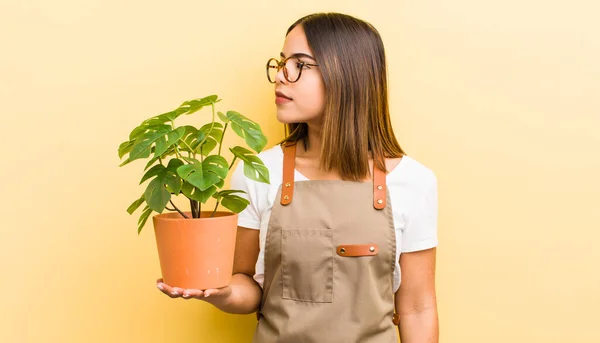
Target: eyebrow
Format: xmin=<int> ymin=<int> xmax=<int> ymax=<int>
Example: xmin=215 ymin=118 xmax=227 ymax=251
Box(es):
xmin=280 ymin=52 xmax=317 ymax=61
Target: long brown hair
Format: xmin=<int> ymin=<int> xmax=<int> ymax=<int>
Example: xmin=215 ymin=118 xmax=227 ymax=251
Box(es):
xmin=281 ymin=12 xmax=405 ymax=181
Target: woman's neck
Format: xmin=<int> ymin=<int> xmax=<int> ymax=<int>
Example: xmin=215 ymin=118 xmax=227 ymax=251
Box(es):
xmin=299 ymin=122 xmax=322 ymax=158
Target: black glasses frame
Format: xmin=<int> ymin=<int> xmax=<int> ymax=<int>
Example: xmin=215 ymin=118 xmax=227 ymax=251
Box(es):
xmin=266 ymin=57 xmax=319 ymax=84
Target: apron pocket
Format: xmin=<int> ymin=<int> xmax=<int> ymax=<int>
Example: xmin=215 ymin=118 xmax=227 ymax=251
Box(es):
xmin=281 ymin=229 xmax=333 ymax=303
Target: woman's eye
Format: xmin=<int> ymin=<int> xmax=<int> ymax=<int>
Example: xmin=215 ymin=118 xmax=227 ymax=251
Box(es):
xmin=296 ymin=61 xmax=308 ymax=69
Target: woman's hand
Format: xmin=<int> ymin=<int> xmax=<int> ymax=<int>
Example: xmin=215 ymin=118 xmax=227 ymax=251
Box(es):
xmin=156 ymin=278 xmax=232 ymax=304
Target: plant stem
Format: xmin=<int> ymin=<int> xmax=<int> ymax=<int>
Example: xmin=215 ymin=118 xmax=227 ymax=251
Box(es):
xmin=211 ymin=200 xmax=220 ymax=217
xmin=218 ymin=122 xmax=228 ymax=156
xmin=197 ymin=201 xmax=201 ymax=218
xmin=179 ymin=139 xmax=195 ymax=158
xmin=228 ymin=156 xmax=238 ymax=170
xmin=195 ymin=104 xmax=216 ymax=151
xmin=190 ymin=199 xmax=198 ymax=218
xmin=169 ymin=200 xmax=189 ymax=219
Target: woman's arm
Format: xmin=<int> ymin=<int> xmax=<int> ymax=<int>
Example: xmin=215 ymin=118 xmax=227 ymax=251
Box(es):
xmin=395 ymin=247 xmax=438 ymax=343
xmin=157 ymin=226 xmax=262 ymax=315
xmin=215 ymin=226 xmax=262 ymax=314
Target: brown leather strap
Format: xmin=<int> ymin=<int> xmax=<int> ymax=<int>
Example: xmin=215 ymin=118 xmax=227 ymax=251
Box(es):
xmin=281 ymin=142 xmax=296 ymax=206
xmin=373 ymin=162 xmax=387 ymax=210
xmin=393 ymin=313 xmax=400 ymax=325
xmin=336 ymin=244 xmax=379 ymax=257
xmin=282 ymin=142 xmax=387 ymax=209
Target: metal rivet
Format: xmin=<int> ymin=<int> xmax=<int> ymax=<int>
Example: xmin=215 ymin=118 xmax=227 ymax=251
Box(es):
xmin=377 ymin=185 xmax=383 ymax=190
xmin=285 ymin=182 xmax=291 ymax=188
xmin=377 ymin=199 xmax=383 ymax=204
xmin=340 ymin=248 xmax=346 ymax=254
xmin=369 ymin=246 xmax=375 ymax=252
xmin=284 ymin=195 xmax=290 ymax=200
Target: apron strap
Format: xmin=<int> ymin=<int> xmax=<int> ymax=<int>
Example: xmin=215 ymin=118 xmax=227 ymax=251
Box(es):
xmin=280 ymin=141 xmax=387 ymax=209
xmin=373 ymin=162 xmax=387 ymax=210
xmin=280 ymin=141 xmax=296 ymax=206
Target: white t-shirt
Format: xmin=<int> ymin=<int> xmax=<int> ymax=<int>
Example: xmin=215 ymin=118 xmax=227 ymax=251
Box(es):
xmin=230 ymin=145 xmax=438 ymax=293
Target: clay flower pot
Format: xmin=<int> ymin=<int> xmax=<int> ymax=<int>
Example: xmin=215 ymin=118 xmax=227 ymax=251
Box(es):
xmin=152 ymin=211 xmax=238 ymax=290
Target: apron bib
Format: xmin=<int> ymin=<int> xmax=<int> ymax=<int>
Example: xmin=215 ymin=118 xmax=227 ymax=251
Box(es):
xmin=253 ymin=143 xmax=398 ymax=343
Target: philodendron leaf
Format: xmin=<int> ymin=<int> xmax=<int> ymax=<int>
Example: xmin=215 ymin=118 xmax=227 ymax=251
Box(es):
xmin=144 ymin=177 xmax=171 ymax=213
xmin=137 ymin=205 xmax=153 ymax=234
xmin=181 ymin=181 xmax=217 ymax=203
xmin=221 ymin=194 xmax=250 ymax=213
xmin=140 ymin=164 xmax=165 ymax=184
xmin=189 ymin=123 xmax=223 ymax=156
xmin=127 ymin=195 xmax=145 ymax=215
xmin=129 ymin=124 xmax=171 ymax=141
xmin=176 ymin=155 xmax=228 ymax=191
xmin=141 ymin=159 xmax=183 ymax=212
xmin=182 ymin=95 xmax=219 ymax=115
xmin=203 ymin=155 xmax=229 ymax=179
xmin=129 ymin=128 xmax=171 ymax=162
xmin=217 ymin=111 xmax=229 ymax=123
xmin=213 ymin=190 xmax=249 ymax=213
xmin=153 ymin=126 xmax=186 ymax=158
xmin=230 ymin=146 xmax=270 ymax=184
xmin=226 ymin=111 xmax=267 ymax=153
xmin=118 ymin=140 xmax=134 ymax=159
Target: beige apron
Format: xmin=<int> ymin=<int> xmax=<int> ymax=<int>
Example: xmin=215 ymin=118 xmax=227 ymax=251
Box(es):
xmin=253 ymin=142 xmax=399 ymax=343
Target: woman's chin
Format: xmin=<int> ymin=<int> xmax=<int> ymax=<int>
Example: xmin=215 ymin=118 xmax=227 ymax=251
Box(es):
xmin=276 ymin=112 xmax=299 ymax=124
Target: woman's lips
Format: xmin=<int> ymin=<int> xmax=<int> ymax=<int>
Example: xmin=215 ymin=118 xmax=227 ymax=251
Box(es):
xmin=276 ymin=96 xmax=292 ymax=104
xmin=275 ymin=91 xmax=292 ymax=104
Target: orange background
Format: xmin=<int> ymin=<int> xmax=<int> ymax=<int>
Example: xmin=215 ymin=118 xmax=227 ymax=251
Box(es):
xmin=1 ymin=1 xmax=599 ymax=342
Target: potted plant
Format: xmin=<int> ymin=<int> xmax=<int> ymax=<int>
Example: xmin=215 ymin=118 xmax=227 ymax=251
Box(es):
xmin=118 ymin=95 xmax=269 ymax=290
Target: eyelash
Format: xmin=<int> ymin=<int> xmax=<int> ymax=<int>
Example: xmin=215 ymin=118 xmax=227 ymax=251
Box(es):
xmin=295 ymin=61 xmax=311 ymax=69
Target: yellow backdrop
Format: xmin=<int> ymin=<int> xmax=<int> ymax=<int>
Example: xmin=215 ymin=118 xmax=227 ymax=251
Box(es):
xmin=1 ymin=1 xmax=598 ymax=342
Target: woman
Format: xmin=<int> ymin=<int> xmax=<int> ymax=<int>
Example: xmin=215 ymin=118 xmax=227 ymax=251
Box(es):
xmin=157 ymin=12 xmax=439 ymax=343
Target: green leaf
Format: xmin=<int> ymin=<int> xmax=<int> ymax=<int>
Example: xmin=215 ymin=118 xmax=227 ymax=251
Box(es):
xmin=226 ymin=111 xmax=267 ymax=152
xmin=176 ymin=159 xmax=224 ymax=192
xmin=217 ymin=111 xmax=229 ymax=123
xmin=181 ymin=95 xmax=219 ymax=115
xmin=166 ymin=158 xmax=184 ymax=173
xmin=144 ymin=156 xmax=160 ymax=171
xmin=129 ymin=128 xmax=171 ymax=162
xmin=153 ymin=136 xmax=167 ymax=159
xmin=129 ymin=124 xmax=171 ymax=141
xmin=127 ymin=195 xmax=145 ymax=215
xmin=220 ymin=194 xmax=250 ymax=213
xmin=119 ymin=157 xmax=132 ymax=167
xmin=230 ymin=146 xmax=270 ymax=184
xmin=189 ymin=123 xmax=223 ymax=155
xmin=140 ymin=164 xmax=166 ymax=184
xmin=144 ymin=177 xmax=171 ymax=213
xmin=154 ymin=126 xmax=185 ymax=158
xmin=137 ymin=205 xmax=153 ymax=234
xmin=203 ymin=155 xmax=229 ymax=179
xmin=181 ymin=181 xmax=217 ymax=203
xmin=200 ymin=140 xmax=218 ymax=155
xmin=118 ymin=140 xmax=134 ymax=159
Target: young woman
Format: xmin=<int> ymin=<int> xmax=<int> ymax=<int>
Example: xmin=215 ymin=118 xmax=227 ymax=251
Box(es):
xmin=157 ymin=12 xmax=439 ymax=343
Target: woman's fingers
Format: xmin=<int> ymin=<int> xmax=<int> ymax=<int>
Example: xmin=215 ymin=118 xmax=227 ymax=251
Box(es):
xmin=156 ymin=278 xmax=230 ymax=301
xmin=156 ymin=278 xmax=184 ymax=298
xmin=182 ymin=288 xmax=204 ymax=299
xmin=203 ymin=288 xmax=220 ymax=297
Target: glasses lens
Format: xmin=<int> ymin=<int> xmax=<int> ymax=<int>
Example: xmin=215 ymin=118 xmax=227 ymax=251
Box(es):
xmin=284 ymin=58 xmax=302 ymax=83
xmin=267 ymin=59 xmax=279 ymax=83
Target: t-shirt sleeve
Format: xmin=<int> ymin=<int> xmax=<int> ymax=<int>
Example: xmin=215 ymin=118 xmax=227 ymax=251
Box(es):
xmin=230 ymin=160 xmax=262 ymax=230
xmin=401 ymin=173 xmax=439 ymax=252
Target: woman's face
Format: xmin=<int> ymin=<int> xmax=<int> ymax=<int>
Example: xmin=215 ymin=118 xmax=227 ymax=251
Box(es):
xmin=274 ymin=25 xmax=326 ymax=125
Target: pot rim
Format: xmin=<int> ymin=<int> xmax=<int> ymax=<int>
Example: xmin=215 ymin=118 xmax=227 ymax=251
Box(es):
xmin=153 ymin=211 xmax=238 ymax=221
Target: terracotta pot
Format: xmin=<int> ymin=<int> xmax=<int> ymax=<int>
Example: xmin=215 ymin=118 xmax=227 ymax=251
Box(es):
xmin=152 ymin=211 xmax=238 ymax=290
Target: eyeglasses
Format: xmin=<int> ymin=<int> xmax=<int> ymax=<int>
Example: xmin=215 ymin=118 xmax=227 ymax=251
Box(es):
xmin=266 ymin=56 xmax=319 ymax=84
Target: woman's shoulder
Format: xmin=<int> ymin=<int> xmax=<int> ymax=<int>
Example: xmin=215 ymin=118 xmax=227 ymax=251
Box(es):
xmin=387 ymin=155 xmax=437 ymax=191
xmin=250 ymin=144 xmax=284 ymax=172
